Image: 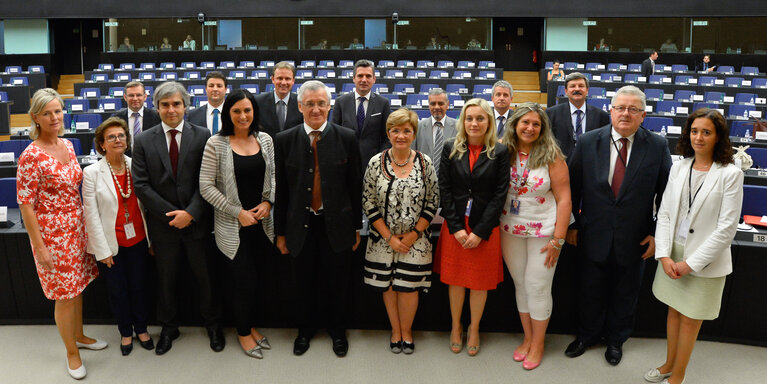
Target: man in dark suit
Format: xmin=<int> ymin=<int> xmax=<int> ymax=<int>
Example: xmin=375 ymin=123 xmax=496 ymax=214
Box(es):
xmin=274 ymin=80 xmax=362 ymax=358
xmin=187 ymin=71 xmax=227 ymax=134
xmin=111 ymin=81 xmax=161 ymax=145
xmin=331 ymin=59 xmax=391 ymax=169
xmin=565 ymin=85 xmax=672 ymax=365
xmin=254 ymin=61 xmax=303 ymax=137
xmin=546 ymin=72 xmax=611 ymax=159
xmin=695 ymin=54 xmax=716 ymax=73
xmin=641 ymin=50 xmax=658 ymax=80
xmin=131 ymin=81 xmax=224 ymax=355
xmin=492 ymin=80 xmax=513 ymax=137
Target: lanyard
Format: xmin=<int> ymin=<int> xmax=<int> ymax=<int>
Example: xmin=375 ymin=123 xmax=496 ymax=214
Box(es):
xmin=687 ymin=160 xmax=705 ymax=215
xmin=610 ymin=136 xmax=628 ymax=169
xmin=513 ymin=151 xmax=532 ymax=191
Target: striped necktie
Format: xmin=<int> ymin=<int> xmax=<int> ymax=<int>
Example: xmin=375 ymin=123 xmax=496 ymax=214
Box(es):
xmin=433 ymin=121 xmax=444 ymax=175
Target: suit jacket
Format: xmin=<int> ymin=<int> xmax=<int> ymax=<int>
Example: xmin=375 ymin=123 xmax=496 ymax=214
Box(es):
xmin=132 ymin=121 xmax=212 ymax=241
xmin=254 ymin=91 xmax=303 ymax=138
xmin=439 ymin=140 xmax=509 ymax=240
xmin=546 ymin=102 xmax=610 ymax=159
xmin=274 ymin=122 xmax=363 ymax=255
xmin=569 ymin=125 xmax=671 ymax=266
xmin=694 ymin=60 xmax=715 ymax=72
xmin=187 ymin=104 xmax=211 ymax=131
xmin=654 ymin=159 xmax=743 ymax=277
xmin=112 ymin=107 xmax=162 ymax=133
xmin=331 ymin=91 xmax=391 ymax=169
xmin=413 ymin=116 xmax=458 ymax=161
xmin=82 ymin=157 xmax=149 ymax=260
xmin=641 ymin=58 xmax=654 ymax=79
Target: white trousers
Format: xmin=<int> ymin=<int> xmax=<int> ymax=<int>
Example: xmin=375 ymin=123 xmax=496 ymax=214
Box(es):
xmin=501 ymin=233 xmax=557 ymax=321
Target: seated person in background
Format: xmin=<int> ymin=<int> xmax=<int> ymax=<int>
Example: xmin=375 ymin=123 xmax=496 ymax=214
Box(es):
xmin=594 ymin=38 xmax=609 ymax=51
xmin=118 ymin=37 xmax=135 ymax=52
xmin=426 ymin=37 xmax=439 ymax=50
xmin=547 ymin=60 xmax=566 ymax=82
xmin=348 ymin=38 xmax=362 ymax=49
xmin=660 ymin=38 xmax=678 ymax=52
xmin=183 ymin=35 xmax=196 ymax=50
xmin=160 ymin=37 xmax=172 ymax=49
xmin=318 ymin=39 xmax=328 ymax=49
xmin=695 ymin=55 xmax=716 ymax=72
xmin=467 ymin=36 xmax=482 ymax=49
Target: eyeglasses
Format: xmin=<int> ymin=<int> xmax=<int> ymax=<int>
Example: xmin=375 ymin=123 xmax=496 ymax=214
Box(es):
xmin=105 ymin=133 xmax=127 ymax=142
xmin=301 ymin=101 xmax=329 ymax=109
xmin=611 ymin=105 xmax=644 ymax=115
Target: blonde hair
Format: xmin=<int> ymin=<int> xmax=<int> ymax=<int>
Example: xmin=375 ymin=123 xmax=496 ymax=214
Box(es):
xmin=502 ymin=102 xmax=563 ymax=169
xmin=386 ymin=108 xmax=419 ymax=135
xmin=450 ymin=98 xmax=497 ymax=160
xmin=28 ymin=88 xmax=65 ymax=140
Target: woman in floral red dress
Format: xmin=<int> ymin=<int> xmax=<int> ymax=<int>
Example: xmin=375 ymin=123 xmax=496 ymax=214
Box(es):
xmin=17 ymin=89 xmax=105 ymax=380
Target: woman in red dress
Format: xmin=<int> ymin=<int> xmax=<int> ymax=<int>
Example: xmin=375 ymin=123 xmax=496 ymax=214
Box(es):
xmin=436 ymin=98 xmax=509 ymax=356
xmin=17 ymin=89 xmax=103 ymax=380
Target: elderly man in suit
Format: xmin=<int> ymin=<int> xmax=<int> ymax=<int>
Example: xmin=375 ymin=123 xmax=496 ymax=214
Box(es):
xmin=413 ymin=87 xmax=457 ymax=176
xmin=112 ymin=81 xmax=161 ymax=144
xmin=331 ymin=59 xmax=391 ymax=169
xmin=188 ymin=71 xmax=227 ymax=134
xmin=131 ymin=81 xmax=224 ymax=355
xmin=274 ymin=80 xmax=362 ymax=358
xmin=254 ymin=61 xmax=303 ymax=137
xmin=642 ymin=50 xmax=658 ymax=80
xmin=564 ymin=85 xmax=671 ymax=365
xmin=546 ymin=72 xmax=611 ymax=158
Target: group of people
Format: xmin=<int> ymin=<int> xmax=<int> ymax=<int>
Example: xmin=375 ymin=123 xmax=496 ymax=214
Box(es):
xmin=18 ymin=58 xmax=743 ymax=384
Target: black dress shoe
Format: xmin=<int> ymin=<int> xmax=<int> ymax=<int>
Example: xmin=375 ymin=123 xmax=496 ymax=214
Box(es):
xmin=390 ymin=340 xmax=402 ymax=354
xmin=155 ymin=329 xmax=179 ymax=356
xmin=120 ymin=340 xmax=133 ymax=356
xmin=293 ymin=336 xmax=311 ymax=356
xmin=565 ymin=339 xmax=588 ymax=358
xmin=402 ymin=341 xmax=415 ymax=355
xmin=605 ymin=345 xmax=622 ymax=366
xmin=138 ymin=337 xmax=154 ymax=351
xmin=332 ymin=337 xmax=349 ymax=357
xmin=207 ymin=327 xmax=226 ymax=352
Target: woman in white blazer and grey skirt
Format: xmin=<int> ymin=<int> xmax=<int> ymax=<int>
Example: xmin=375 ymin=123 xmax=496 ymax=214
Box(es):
xmin=199 ymin=89 xmax=275 ymax=359
xmin=645 ymin=108 xmax=743 ymax=384
xmin=82 ymin=117 xmax=153 ymax=356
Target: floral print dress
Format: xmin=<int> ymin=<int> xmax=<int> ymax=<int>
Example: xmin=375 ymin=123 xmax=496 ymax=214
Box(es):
xmin=16 ymin=139 xmax=97 ymax=300
xmin=500 ymin=156 xmax=557 ymax=238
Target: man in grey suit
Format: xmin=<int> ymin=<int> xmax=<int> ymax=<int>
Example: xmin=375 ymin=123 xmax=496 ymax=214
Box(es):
xmin=546 ymin=72 xmax=611 ymax=159
xmin=254 ymin=61 xmax=303 ymax=137
xmin=131 ymin=81 xmax=224 ymax=356
xmin=564 ymin=85 xmax=671 ymax=366
xmin=331 ymin=59 xmax=391 ymax=169
xmin=413 ymin=87 xmax=457 ymax=176
xmin=187 ymin=71 xmax=227 ymax=134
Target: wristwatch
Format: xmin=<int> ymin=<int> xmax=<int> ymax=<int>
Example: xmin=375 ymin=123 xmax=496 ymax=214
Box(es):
xmin=414 ymin=229 xmax=423 ymax=238
xmin=553 ymin=237 xmax=565 ymax=246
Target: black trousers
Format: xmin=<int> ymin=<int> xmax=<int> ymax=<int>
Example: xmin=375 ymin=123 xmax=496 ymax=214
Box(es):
xmin=226 ymin=225 xmax=271 ymax=337
xmin=577 ymin=249 xmax=645 ymax=346
xmin=153 ymin=236 xmax=220 ymax=331
xmin=293 ymin=214 xmax=352 ymax=340
xmin=98 ymin=239 xmax=150 ymax=337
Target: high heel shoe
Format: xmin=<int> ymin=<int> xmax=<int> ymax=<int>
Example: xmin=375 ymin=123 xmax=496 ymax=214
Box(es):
xmin=449 ymin=330 xmax=463 ymax=353
xmin=243 ymin=345 xmax=263 ymax=359
xmin=513 ymin=350 xmax=527 ymax=362
xmin=466 ymin=326 xmax=480 ymax=356
xmin=255 ymin=336 xmax=271 ymax=350
xmin=66 ymin=358 xmax=86 ymax=380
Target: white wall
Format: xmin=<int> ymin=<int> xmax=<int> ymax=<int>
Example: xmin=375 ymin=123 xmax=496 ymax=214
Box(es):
xmin=3 ymin=19 xmax=49 ymax=54
xmin=545 ymin=18 xmax=588 ymax=51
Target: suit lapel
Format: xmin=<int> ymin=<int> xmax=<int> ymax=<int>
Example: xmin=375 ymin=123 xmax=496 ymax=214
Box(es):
xmin=152 ymin=126 xmax=174 ymax=179
xmin=688 ymin=162 xmax=722 ymax=223
xmin=618 ymin=128 xmax=649 ymax=199
xmin=177 ymin=122 xmax=194 ymax=176
xmin=472 ymin=146 xmax=489 ymax=175
xmin=264 ymin=95 xmax=279 ymax=130
xmin=563 ymin=105 xmax=576 ymax=142
xmin=99 ymin=160 xmax=118 ymax=202
xmin=596 ymin=128 xmax=613 ymax=196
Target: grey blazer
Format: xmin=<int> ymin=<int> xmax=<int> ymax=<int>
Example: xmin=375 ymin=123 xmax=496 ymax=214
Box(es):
xmin=199 ymin=132 xmax=276 ymax=259
xmin=413 ymin=116 xmax=458 ymax=160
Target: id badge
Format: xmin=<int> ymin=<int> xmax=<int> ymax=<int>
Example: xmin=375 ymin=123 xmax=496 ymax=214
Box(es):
xmin=124 ymin=222 xmax=137 ymax=239
xmin=509 ymin=199 xmax=521 ymax=215
xmin=675 ymin=216 xmax=690 ymax=243
xmin=465 ymin=198 xmax=473 ymax=216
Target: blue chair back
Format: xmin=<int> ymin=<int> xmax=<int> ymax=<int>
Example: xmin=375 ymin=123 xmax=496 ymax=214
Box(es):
xmin=624 ymin=74 xmax=639 ymax=83
xmin=419 ymin=84 xmax=439 ymax=94
xmin=407 ymin=70 xmax=426 ymax=79
xmin=138 ymin=72 xmax=155 ymax=81
xmin=746 ymin=147 xmax=767 ymax=168
xmin=607 ymin=63 xmax=623 ymax=71
xmin=98 ymin=98 xmax=123 ymax=111
xmin=71 ymin=114 xmax=102 ymax=130
xmin=645 ymin=89 xmax=664 ymax=101
xmin=587 ymin=98 xmax=611 ymax=112
xmin=0 ymin=91 xmax=7 ymax=102
xmin=472 ymin=84 xmax=493 ymax=95
xmin=188 ymin=85 xmax=205 ymax=96
xmin=119 ymin=63 xmax=135 ymax=70
xmin=0 ymin=177 xmax=18 ymax=208
xmin=478 ymin=61 xmax=495 ymax=68
xmin=318 ymin=60 xmax=334 ymax=68
xmin=65 ymin=99 xmax=90 ymax=113
xmin=674 ymin=75 xmax=692 ymax=85
xmin=0 ymin=140 xmax=32 ymax=158
xmin=80 ymin=88 xmax=101 ymax=98
xmin=588 ymin=87 xmax=607 ymax=98
xmin=5 ymin=66 xmax=22 ymax=73
xmin=699 ymin=76 xmax=717 ymax=86
xmin=397 ymin=60 xmax=415 ymax=68
xmin=10 ymin=77 xmax=28 ymax=85
xmin=585 ymin=62 xmax=600 ymax=70
xmin=416 ymin=60 xmax=434 ymax=68
xmin=725 ymin=77 xmax=744 ymax=87
xmin=656 ymin=100 xmax=681 ymax=114
xmin=406 ymin=94 xmax=428 ymax=107
xmin=741 ymin=185 xmax=767 ymax=217
xmin=734 ymin=93 xmax=757 ymax=105
xmin=28 ymin=65 xmax=44 ymax=73
xmin=437 ymin=60 xmax=454 ymax=68
xmin=728 ymin=105 xmax=756 ymax=119
xmin=457 ymin=61 xmax=474 ymax=68
xmin=627 ymin=63 xmax=642 ymax=72
xmin=98 ymin=63 xmax=114 ymax=70
xmin=430 ymin=70 xmax=449 ymax=79
xmin=671 ymin=64 xmax=688 ymax=72
xmin=239 ymin=84 xmax=259 ymax=94
xmin=692 ymin=103 xmax=719 ymax=112
xmin=140 ymin=63 xmax=155 ymax=70
xmin=752 ymin=78 xmax=767 ymax=88
xmin=741 ymin=66 xmax=759 ymax=75
xmin=716 ymin=66 xmax=735 ymax=74
xmin=704 ymin=91 xmax=725 ymax=103
xmin=648 ymin=75 xmax=668 ymax=84
xmin=393 ymin=84 xmax=415 ymax=94
xmin=674 ymin=90 xmax=696 ymax=102
xmin=66 ymin=138 xmax=83 ymax=155
xmin=446 ymin=84 xmax=468 ymax=94
xmin=160 ymin=62 xmax=175 ymax=69
xmin=642 ymin=117 xmax=673 ymax=132
xmin=563 ymin=62 xmax=578 ymax=70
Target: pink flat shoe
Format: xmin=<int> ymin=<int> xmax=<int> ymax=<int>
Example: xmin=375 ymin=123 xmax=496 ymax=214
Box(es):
xmin=513 ymin=350 xmax=527 ymax=362
xmin=522 ymin=357 xmax=541 ymax=370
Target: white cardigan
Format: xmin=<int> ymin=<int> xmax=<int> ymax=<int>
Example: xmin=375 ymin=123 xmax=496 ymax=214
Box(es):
xmin=83 ymin=157 xmax=149 ymax=261
xmin=654 ymin=158 xmax=743 ymax=277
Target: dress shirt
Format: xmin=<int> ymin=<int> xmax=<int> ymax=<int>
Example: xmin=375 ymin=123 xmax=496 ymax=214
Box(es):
xmin=304 ymin=121 xmax=328 ymax=213
xmin=569 ymin=102 xmax=587 ymax=136
xmin=162 ymin=120 xmax=185 ymax=151
xmin=129 ymin=106 xmax=145 ymax=146
xmin=431 ymin=116 xmax=447 ymax=144
xmin=650 ymin=59 xmax=655 ymax=74
xmin=494 ymin=109 xmax=510 ymax=125
xmin=608 ymin=127 xmax=636 ymax=186
xmin=205 ymin=104 xmax=223 ymax=134
xmin=273 ymin=91 xmax=290 ymax=106
xmin=354 ymin=90 xmax=371 ymax=116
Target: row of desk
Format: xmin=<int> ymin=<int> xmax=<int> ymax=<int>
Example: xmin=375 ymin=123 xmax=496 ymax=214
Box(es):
xmin=0 ymin=84 xmax=31 ymax=114
xmin=0 ymin=73 xmax=46 ymax=94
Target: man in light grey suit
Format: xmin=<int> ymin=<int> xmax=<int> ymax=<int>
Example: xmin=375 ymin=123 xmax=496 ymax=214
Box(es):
xmin=413 ymin=88 xmax=457 ymax=177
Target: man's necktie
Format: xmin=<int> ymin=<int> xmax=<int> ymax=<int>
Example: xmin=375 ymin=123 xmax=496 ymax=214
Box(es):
xmin=611 ymin=138 xmax=628 ymax=197
xmin=433 ymin=121 xmax=444 ymax=175
xmin=277 ymin=100 xmax=286 ymax=130
xmin=356 ymin=96 xmax=366 ymax=136
xmin=575 ymin=110 xmax=583 ymax=139
xmin=132 ymin=112 xmax=141 ymax=137
xmin=310 ymin=131 xmax=323 ymax=211
xmin=497 ymin=115 xmax=505 ymax=137
xmin=212 ymin=108 xmax=219 ymax=134
xmin=169 ymin=129 xmax=179 ymax=177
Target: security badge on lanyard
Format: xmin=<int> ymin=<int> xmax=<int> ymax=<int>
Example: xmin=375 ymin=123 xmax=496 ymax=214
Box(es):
xmin=109 ymin=160 xmax=136 ymax=240
xmin=123 ymin=209 xmax=136 ymax=239
xmin=509 ymin=153 xmax=530 ymax=215
xmin=676 ymin=161 xmax=704 ymax=243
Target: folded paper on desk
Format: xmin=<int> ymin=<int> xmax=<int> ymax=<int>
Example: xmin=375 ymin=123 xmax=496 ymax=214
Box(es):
xmin=743 ymin=215 xmax=767 ymax=228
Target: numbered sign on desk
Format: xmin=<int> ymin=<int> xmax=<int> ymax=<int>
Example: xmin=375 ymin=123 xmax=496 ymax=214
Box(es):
xmin=391 ymin=99 xmax=402 ymax=107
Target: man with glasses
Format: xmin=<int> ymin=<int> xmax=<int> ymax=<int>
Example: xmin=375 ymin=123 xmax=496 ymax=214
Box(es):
xmin=413 ymin=88 xmax=457 ymax=179
xmin=564 ymin=85 xmax=671 ymax=366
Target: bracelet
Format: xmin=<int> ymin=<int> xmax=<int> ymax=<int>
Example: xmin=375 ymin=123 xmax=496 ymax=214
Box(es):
xmin=549 ymin=239 xmax=562 ymax=250
xmin=385 ymin=234 xmax=393 ymax=242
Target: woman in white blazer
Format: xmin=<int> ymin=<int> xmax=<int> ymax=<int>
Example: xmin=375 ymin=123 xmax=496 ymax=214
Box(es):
xmin=199 ymin=89 xmax=275 ymax=359
xmin=645 ymin=109 xmax=743 ymax=384
xmin=82 ymin=117 xmax=153 ymax=356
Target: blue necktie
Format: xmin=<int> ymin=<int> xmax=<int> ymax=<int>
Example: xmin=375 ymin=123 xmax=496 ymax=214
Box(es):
xmin=356 ymin=96 xmax=366 ymax=136
xmin=575 ymin=110 xmax=583 ymax=139
xmin=212 ymin=108 xmax=219 ymax=134
xmin=497 ymin=116 xmax=505 ymax=137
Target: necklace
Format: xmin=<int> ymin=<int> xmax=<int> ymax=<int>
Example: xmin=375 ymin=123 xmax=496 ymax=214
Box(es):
xmin=106 ymin=156 xmax=132 ymax=199
xmin=391 ymin=150 xmax=411 ymax=167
